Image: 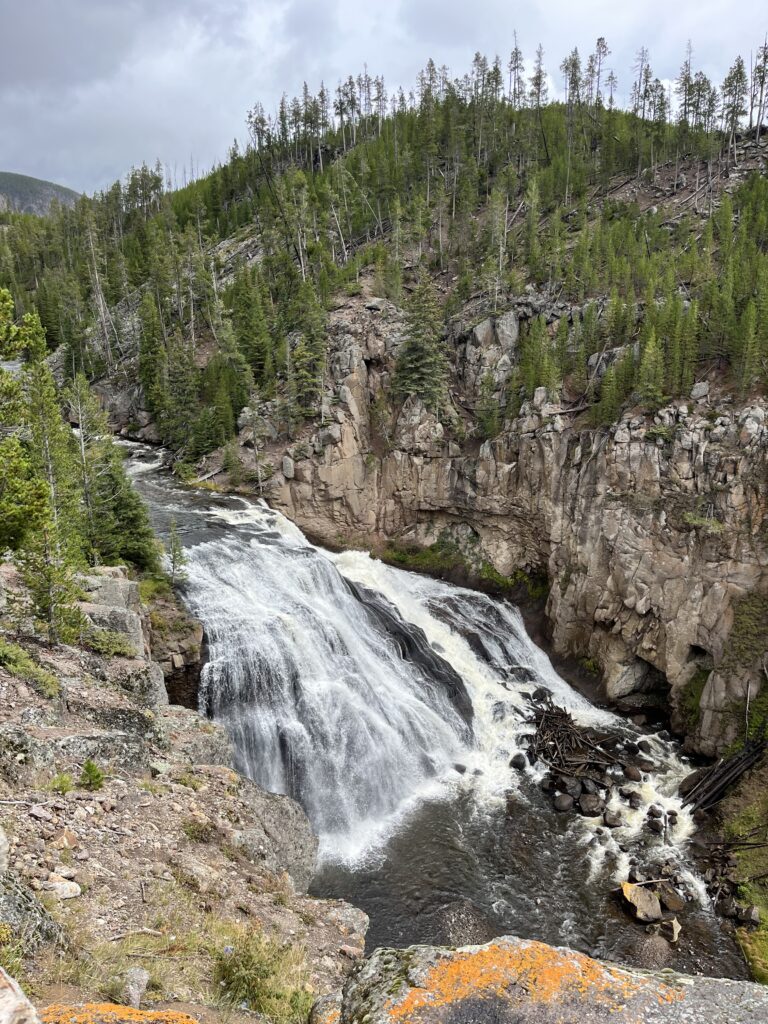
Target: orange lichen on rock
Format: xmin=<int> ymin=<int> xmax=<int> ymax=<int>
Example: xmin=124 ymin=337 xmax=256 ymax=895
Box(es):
xmin=385 ymin=939 xmax=684 ymax=1021
xmin=312 ymin=1002 xmax=341 ymax=1024
xmin=41 ymin=1005 xmax=199 ymax=1024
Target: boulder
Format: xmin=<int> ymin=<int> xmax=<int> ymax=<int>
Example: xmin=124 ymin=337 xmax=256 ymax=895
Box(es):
xmin=620 ymin=881 xmax=663 ymax=923
xmin=122 ymin=967 xmax=151 ymax=1009
xmin=0 ymin=968 xmax=38 ymax=1024
xmin=510 ymin=753 xmax=527 ymax=770
xmin=233 ymin=776 xmax=318 ymax=893
xmin=578 ymin=793 xmax=605 ymax=817
xmin=553 ymin=793 xmax=574 ymax=813
xmin=657 ymin=881 xmax=686 ymax=913
xmin=336 ymin=935 xmax=768 ymax=1023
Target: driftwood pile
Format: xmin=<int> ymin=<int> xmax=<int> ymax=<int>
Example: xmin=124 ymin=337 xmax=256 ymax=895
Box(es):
xmin=527 ymin=698 xmax=620 ymax=784
xmin=519 ymin=696 xmax=665 ymax=827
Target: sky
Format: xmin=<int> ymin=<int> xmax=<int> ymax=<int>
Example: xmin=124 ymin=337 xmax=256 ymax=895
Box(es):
xmin=1 ymin=0 xmax=766 ymax=195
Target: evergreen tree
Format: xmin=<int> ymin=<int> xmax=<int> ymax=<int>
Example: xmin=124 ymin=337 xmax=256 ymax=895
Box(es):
xmin=393 ymin=271 xmax=448 ymax=411
xmin=637 ymin=329 xmax=665 ymax=409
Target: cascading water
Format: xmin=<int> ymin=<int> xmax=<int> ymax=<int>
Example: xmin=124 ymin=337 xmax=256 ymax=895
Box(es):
xmin=127 ymin=444 xmax=748 ymax=979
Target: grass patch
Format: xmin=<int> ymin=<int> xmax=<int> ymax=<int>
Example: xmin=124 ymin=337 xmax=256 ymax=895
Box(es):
xmin=679 ymin=667 xmax=711 ymax=731
xmin=380 ymin=535 xmax=468 ymax=576
xmin=42 ymin=882 xmax=311 ymax=1019
xmin=720 ymin=760 xmax=768 ymax=983
xmin=82 ymin=628 xmax=136 ymax=658
xmin=682 ymin=511 xmax=724 ymax=534
xmin=181 ymin=817 xmax=216 ymax=843
xmin=212 ymin=933 xmax=312 ymax=1020
xmin=723 ymin=593 xmax=768 ymax=671
xmin=0 ymin=637 xmax=60 ymax=697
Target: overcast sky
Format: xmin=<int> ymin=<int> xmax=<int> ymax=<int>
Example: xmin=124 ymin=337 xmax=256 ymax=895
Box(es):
xmin=1 ymin=0 xmax=766 ymax=195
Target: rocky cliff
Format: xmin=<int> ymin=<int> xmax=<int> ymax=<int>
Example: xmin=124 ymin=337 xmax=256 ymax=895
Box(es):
xmin=249 ymin=293 xmax=768 ymax=757
xmin=0 ymin=564 xmax=368 ymax=1021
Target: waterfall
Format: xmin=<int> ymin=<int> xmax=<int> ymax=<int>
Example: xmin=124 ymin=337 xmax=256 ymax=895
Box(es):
xmin=183 ymin=509 xmax=473 ymax=858
xmin=127 ymin=445 xmax=748 ymax=978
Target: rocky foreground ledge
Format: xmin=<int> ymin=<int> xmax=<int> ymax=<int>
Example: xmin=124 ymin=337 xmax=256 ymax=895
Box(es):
xmin=313 ymin=936 xmax=768 ymax=1024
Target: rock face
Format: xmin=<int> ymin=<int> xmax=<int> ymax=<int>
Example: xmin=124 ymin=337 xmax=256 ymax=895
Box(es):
xmin=264 ymin=296 xmax=768 ymax=755
xmin=234 ymin=777 xmax=319 ymax=893
xmin=0 ymin=968 xmax=39 ymax=1024
xmin=337 ymin=936 xmax=768 ymax=1024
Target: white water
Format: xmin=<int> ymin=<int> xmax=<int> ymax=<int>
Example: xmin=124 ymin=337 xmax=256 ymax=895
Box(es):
xmin=148 ymin=488 xmax=695 ymax=868
xmin=126 ymin=447 xmax=750 ymax=976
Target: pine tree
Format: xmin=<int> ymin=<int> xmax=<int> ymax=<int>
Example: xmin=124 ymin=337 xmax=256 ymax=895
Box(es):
xmin=168 ymin=518 xmax=188 ymax=587
xmin=393 ymin=271 xmax=448 ymax=411
xmin=637 ymin=329 xmax=665 ymax=410
xmin=477 ymin=372 xmax=501 ymax=439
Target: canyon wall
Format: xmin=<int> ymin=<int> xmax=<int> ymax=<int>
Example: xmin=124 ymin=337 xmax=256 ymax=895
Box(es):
xmin=266 ymin=297 xmax=768 ymax=755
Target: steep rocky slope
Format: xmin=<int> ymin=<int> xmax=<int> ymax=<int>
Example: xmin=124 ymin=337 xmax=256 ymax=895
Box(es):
xmin=0 ymin=565 xmax=367 ymax=1021
xmin=244 ymin=293 xmax=768 ymax=757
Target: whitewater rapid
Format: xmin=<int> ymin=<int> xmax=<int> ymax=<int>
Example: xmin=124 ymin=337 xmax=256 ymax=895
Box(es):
xmin=129 ymin=462 xmax=695 ymax=868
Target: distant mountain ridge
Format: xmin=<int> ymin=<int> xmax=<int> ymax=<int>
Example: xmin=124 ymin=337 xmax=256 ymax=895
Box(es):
xmin=0 ymin=171 xmax=79 ymax=215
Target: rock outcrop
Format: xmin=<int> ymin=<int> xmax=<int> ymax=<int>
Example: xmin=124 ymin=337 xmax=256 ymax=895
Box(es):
xmin=0 ymin=565 xmax=368 ymax=1012
xmin=335 ymin=935 xmax=768 ymax=1023
xmin=259 ymin=295 xmax=768 ymax=755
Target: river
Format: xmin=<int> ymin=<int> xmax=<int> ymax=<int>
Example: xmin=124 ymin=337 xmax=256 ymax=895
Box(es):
xmin=126 ymin=443 xmax=747 ymax=979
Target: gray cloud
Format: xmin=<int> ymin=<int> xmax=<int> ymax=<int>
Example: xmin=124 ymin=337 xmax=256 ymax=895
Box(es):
xmin=1 ymin=0 xmax=766 ymax=194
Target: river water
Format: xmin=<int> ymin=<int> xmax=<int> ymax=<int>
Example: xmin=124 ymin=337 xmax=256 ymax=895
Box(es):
xmin=127 ymin=444 xmax=747 ymax=979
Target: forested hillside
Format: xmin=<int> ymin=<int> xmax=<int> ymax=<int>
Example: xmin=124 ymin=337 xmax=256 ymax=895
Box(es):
xmin=1 ymin=38 xmax=768 ymax=516
xmin=0 ymin=171 xmax=79 ymax=216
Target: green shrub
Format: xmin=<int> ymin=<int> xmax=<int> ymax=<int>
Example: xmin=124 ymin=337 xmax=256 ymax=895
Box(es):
xmin=381 ymin=535 xmax=468 ymax=576
xmin=211 ymin=933 xmax=313 ymax=1022
xmin=479 ymin=562 xmax=549 ymax=601
xmin=49 ymin=772 xmax=75 ymax=795
xmin=0 ymin=922 xmax=25 ymax=978
xmin=181 ymin=818 xmax=215 ymax=843
xmin=139 ymin=575 xmax=172 ymax=603
xmin=82 ymin=628 xmax=136 ymax=658
xmin=79 ymin=759 xmax=104 ymax=791
xmin=0 ymin=638 xmax=59 ymax=698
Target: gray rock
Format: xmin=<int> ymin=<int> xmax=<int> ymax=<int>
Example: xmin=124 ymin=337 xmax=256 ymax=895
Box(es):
xmin=0 ymin=827 xmax=8 ymax=874
xmin=0 ymin=871 xmax=65 ymax=952
xmin=578 ymin=793 xmax=605 ymax=817
xmin=690 ymin=381 xmax=710 ymax=400
xmin=43 ymin=875 xmax=81 ymax=899
xmin=234 ymin=777 xmax=318 ymax=893
xmin=123 ymin=966 xmax=151 ymax=1008
xmin=553 ymin=793 xmax=574 ymax=812
xmin=337 ymin=935 xmax=768 ymax=1023
xmin=111 ymin=660 xmax=168 ymax=708
xmin=0 ymin=967 xmax=39 ymax=1024
xmin=282 ymin=454 xmax=295 ymax=479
